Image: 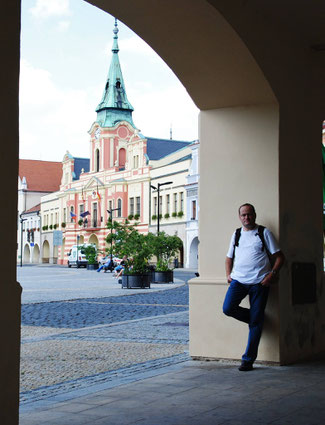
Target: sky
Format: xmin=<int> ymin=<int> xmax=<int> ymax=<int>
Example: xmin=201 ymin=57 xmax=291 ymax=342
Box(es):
xmin=19 ymin=0 xmax=199 ymax=162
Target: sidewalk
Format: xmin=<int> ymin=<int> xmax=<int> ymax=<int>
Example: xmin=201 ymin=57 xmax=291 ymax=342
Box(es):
xmin=19 ymin=355 xmax=325 ymax=425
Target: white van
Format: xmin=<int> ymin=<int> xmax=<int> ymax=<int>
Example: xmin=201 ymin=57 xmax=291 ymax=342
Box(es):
xmin=67 ymin=245 xmax=88 ymax=268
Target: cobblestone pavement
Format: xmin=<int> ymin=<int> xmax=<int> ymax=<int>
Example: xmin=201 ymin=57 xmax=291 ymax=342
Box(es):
xmin=20 ymin=269 xmax=193 ymax=407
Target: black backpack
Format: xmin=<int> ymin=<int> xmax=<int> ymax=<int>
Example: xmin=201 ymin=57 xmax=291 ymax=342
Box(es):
xmin=233 ymin=225 xmax=271 ymax=262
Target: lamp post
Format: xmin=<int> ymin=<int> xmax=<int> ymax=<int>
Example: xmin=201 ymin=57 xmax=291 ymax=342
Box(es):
xmin=150 ymin=181 xmax=173 ymax=234
xmin=107 ymin=207 xmax=121 ymax=260
xmin=20 ymin=214 xmax=27 ymax=267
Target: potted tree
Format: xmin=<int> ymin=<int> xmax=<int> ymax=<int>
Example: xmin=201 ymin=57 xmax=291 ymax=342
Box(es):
xmin=106 ymin=219 xmax=154 ymax=288
xmin=82 ymin=244 xmax=99 ymax=270
xmin=152 ymin=232 xmax=182 ymax=283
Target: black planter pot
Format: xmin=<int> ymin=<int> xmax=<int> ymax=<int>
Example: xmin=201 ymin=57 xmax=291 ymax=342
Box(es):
xmin=122 ymin=273 xmax=150 ymax=289
xmin=153 ymin=270 xmax=174 ymax=283
xmin=87 ymin=263 xmax=99 ymax=270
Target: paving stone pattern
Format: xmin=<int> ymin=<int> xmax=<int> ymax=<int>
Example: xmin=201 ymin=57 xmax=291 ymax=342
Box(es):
xmin=21 ymin=285 xmax=189 ymax=329
xmin=20 ymin=284 xmax=190 ymax=406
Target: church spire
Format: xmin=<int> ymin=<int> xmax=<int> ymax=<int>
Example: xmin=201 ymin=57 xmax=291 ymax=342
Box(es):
xmin=96 ymin=19 xmax=135 ymax=128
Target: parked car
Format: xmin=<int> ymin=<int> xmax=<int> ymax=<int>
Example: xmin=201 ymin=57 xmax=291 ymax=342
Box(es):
xmin=67 ymin=245 xmax=88 ymax=268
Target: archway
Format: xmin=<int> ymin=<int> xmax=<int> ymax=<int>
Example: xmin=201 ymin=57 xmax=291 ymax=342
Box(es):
xmin=188 ymin=237 xmax=198 ymax=269
xmin=79 ymin=235 xmax=85 ymax=245
xmin=32 ymin=244 xmax=40 ymax=263
xmin=60 ymin=238 xmax=66 ymax=261
xmin=88 ymin=234 xmax=99 ymax=247
xmin=23 ymin=244 xmax=30 ymax=263
xmin=42 ymin=240 xmax=50 ymax=264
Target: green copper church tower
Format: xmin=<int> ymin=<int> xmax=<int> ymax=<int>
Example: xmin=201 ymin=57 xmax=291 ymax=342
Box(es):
xmin=96 ymin=19 xmax=135 ymax=128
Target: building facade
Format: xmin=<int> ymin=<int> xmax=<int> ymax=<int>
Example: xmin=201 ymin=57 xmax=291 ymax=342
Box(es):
xmin=40 ymin=21 xmax=198 ymax=267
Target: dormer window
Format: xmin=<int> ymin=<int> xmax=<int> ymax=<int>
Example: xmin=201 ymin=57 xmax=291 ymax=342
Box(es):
xmin=116 ymin=81 xmax=121 ymax=88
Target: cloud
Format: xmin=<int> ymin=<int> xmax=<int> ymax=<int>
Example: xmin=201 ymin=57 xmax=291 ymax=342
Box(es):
xmin=30 ymin=0 xmax=71 ymax=19
xmin=57 ymin=20 xmax=70 ymax=32
xmin=19 ymin=59 xmax=95 ymax=161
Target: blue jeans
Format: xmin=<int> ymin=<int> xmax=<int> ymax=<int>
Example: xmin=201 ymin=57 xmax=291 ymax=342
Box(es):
xmin=223 ymin=280 xmax=269 ymax=364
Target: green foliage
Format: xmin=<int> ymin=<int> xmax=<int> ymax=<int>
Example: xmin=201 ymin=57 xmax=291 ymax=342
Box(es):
xmin=128 ymin=214 xmax=134 ymax=220
xmin=53 ymin=224 xmax=57 ymax=229
xmin=78 ymin=219 xmax=84 ymax=226
xmin=106 ymin=220 xmax=154 ymax=274
xmin=134 ymin=213 xmax=140 ymax=220
xmin=164 ymin=213 xmax=170 ymax=219
xmin=82 ymin=244 xmax=97 ymax=265
xmin=61 ymin=222 xmax=66 ymax=228
xmin=172 ymin=212 xmax=177 ymax=217
xmin=152 ymin=231 xmax=182 ymax=271
xmin=152 ymin=215 xmax=157 ymax=220
xmin=49 ymin=224 xmax=53 ymax=230
xmin=177 ymin=211 xmax=184 ymax=217
xmin=42 ymin=225 xmax=48 ymax=231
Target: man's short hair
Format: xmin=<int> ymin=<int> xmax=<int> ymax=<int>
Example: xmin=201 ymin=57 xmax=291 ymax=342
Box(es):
xmin=238 ymin=203 xmax=256 ymax=215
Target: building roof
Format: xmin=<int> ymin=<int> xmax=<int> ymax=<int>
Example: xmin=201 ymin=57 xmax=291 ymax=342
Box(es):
xmin=146 ymin=137 xmax=193 ymax=160
xmin=19 ymin=159 xmax=62 ymax=192
xmin=23 ymin=203 xmax=40 ymax=214
xmin=73 ymin=158 xmax=90 ymax=180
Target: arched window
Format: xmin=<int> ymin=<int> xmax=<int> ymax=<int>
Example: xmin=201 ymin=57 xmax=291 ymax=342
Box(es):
xmin=118 ymin=148 xmax=126 ymax=171
xmin=95 ymin=149 xmax=100 ymax=172
xmin=117 ymin=199 xmax=122 ymax=217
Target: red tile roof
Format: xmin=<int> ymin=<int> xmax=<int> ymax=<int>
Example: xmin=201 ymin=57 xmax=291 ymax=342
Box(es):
xmin=24 ymin=203 xmax=41 ymax=214
xmin=19 ymin=159 xmax=62 ymax=192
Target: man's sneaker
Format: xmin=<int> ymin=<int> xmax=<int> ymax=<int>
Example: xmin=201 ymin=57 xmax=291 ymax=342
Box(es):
xmin=238 ymin=361 xmax=253 ymax=371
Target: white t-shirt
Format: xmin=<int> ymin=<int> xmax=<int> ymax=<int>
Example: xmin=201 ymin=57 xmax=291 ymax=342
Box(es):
xmin=226 ymin=225 xmax=280 ymax=284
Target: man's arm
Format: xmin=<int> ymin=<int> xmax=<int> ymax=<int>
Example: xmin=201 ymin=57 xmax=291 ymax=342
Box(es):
xmin=225 ymin=256 xmax=233 ymax=283
xmin=261 ymin=250 xmax=285 ymax=287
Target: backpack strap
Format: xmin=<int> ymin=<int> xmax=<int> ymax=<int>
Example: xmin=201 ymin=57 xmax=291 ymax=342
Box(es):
xmin=257 ymin=225 xmax=272 ymax=260
xmin=233 ymin=227 xmax=241 ymax=259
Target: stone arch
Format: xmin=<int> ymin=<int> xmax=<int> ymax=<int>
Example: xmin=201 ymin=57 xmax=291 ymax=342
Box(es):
xmin=32 ymin=244 xmax=40 ymax=263
xmin=42 ymin=240 xmax=50 ymax=263
xmin=188 ymin=236 xmax=199 ymax=269
xmin=88 ymin=234 xmax=99 ymax=247
xmin=23 ymin=244 xmax=30 ymax=263
xmin=79 ymin=235 xmax=85 ymax=245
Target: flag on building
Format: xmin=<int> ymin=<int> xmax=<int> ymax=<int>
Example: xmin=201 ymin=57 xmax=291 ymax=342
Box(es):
xmin=96 ymin=184 xmax=101 ymax=202
xmin=70 ymin=211 xmax=77 ymax=220
xmin=80 ymin=211 xmax=90 ymax=218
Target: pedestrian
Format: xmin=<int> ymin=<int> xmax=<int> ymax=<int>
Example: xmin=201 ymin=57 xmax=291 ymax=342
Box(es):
xmin=223 ymin=203 xmax=285 ymax=371
xmin=97 ymin=256 xmax=114 ymax=273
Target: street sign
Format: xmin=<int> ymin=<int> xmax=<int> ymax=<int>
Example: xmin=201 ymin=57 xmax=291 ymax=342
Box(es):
xmin=30 ymin=243 xmax=34 ymax=247
xmin=53 ymin=230 xmax=63 ymax=246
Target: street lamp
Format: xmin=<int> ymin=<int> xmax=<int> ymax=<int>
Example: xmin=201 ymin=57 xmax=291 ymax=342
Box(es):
xmin=150 ymin=181 xmax=173 ymax=233
xmin=107 ymin=207 xmax=121 ymax=260
xmin=20 ymin=214 xmax=27 ymax=267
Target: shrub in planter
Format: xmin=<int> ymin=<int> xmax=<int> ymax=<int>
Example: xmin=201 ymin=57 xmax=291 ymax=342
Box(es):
xmin=78 ymin=219 xmax=83 ymax=226
xmin=128 ymin=214 xmax=134 ymax=220
xmin=82 ymin=244 xmax=98 ymax=269
xmin=164 ymin=213 xmax=170 ymax=219
xmin=152 ymin=231 xmax=182 ymax=283
xmin=49 ymin=224 xmax=53 ymax=230
xmin=152 ymin=215 xmax=157 ymax=220
xmin=42 ymin=225 xmax=48 ymax=231
xmin=134 ymin=213 xmax=140 ymax=220
xmin=61 ymin=222 xmax=66 ymax=228
xmin=106 ymin=219 xmax=154 ymax=286
xmin=53 ymin=224 xmax=57 ymax=229
xmin=177 ymin=211 xmax=184 ymax=218
xmin=159 ymin=214 xmax=162 ymax=219
xmin=172 ymin=212 xmax=177 ymax=217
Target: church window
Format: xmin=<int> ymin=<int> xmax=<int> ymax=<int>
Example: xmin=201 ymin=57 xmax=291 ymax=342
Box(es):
xmin=95 ymin=149 xmax=100 ymax=172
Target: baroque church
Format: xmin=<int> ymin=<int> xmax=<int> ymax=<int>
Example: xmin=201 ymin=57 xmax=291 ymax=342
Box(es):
xmin=39 ymin=20 xmax=199 ymax=267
